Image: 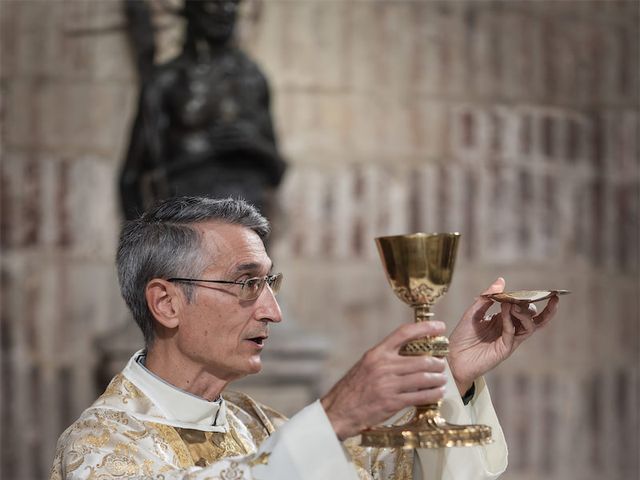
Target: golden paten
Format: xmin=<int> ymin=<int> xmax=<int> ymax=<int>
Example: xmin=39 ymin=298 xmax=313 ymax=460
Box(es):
xmin=360 ymin=233 xmax=492 ymax=449
xmin=483 ymin=289 xmax=570 ymax=305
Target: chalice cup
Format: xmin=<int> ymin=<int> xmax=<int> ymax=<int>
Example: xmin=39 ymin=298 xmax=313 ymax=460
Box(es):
xmin=360 ymin=233 xmax=493 ymax=449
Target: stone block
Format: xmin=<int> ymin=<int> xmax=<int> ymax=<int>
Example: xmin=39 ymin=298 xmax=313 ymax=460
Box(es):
xmin=3 ymin=80 xmax=35 ymax=148
xmin=450 ymin=104 xmax=495 ymax=160
xmin=498 ymin=12 xmax=528 ymax=101
xmin=412 ymin=163 xmax=443 ymax=233
xmin=278 ymin=92 xmax=350 ymax=165
xmin=273 ymin=1 xmax=346 ymax=90
xmin=435 ymin=2 xmax=467 ymax=98
xmin=54 ymin=0 xmax=130 ymax=81
xmin=37 ymin=81 xmax=71 ymax=150
xmin=92 ymin=32 xmax=136 ymax=82
xmin=6 ymin=1 xmax=55 ymax=79
xmin=85 ymin=83 xmax=135 ymax=157
xmin=498 ymin=106 xmax=522 ymax=160
xmin=465 ymin=7 xmax=499 ymax=99
xmin=346 ymin=94 xmax=379 ymax=158
xmin=410 ymin=100 xmax=447 ymax=160
xmin=371 ymin=2 xmax=415 ymax=97
xmin=0 ymin=2 xmax=19 ymax=79
xmin=0 ymin=151 xmax=27 ymax=249
xmin=66 ymin=157 xmax=119 ymax=256
xmin=38 ymin=82 xmax=133 ymax=157
xmin=87 ymin=1 xmax=133 ymax=81
xmin=37 ymin=156 xmax=62 ymax=248
xmin=307 ymin=1 xmax=349 ymax=90
xmin=347 ymin=2 xmax=380 ymax=93
xmin=377 ymin=97 xmax=415 ymax=160
xmin=241 ymin=0 xmax=286 ymax=85
xmin=409 ymin=3 xmax=444 ymax=97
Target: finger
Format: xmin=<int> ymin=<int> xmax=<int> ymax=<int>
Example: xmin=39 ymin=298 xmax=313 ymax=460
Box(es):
xmin=510 ymin=304 xmax=536 ymax=336
xmin=533 ymin=295 xmax=559 ymax=328
xmin=480 ymin=277 xmax=506 ymax=296
xmin=465 ymin=277 xmax=506 ymax=322
xmin=520 ymin=303 xmax=538 ymax=316
xmin=381 ymin=321 xmax=446 ymax=351
xmin=500 ymin=302 xmax=516 ymax=348
xmin=394 ymin=371 xmax=448 ymax=393
xmin=391 ymin=355 xmax=447 ymax=376
xmin=398 ymin=386 xmax=446 ymax=406
xmin=480 ymin=312 xmax=501 ymax=324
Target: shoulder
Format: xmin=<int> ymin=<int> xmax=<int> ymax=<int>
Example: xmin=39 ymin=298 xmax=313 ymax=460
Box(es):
xmin=223 ymin=391 xmax=288 ymax=434
xmin=55 ymin=404 xmax=147 ymax=452
xmin=51 ymin=405 xmax=147 ymax=478
xmin=52 ymin=405 xmax=190 ymax=476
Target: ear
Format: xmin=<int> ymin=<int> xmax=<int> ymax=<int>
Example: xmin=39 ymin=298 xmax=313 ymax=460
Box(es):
xmin=146 ymin=279 xmax=183 ymax=329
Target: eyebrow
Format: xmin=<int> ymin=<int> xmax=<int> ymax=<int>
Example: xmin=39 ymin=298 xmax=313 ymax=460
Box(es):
xmin=232 ymin=261 xmax=273 ymax=275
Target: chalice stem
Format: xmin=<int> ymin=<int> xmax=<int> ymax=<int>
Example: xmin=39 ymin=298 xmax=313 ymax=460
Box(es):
xmin=399 ymin=304 xmax=450 ymax=358
xmin=401 ymin=304 xmax=449 ymax=415
xmin=414 ymin=304 xmax=432 ymax=323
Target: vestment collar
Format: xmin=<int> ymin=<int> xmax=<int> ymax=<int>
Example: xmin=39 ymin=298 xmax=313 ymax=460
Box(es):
xmin=122 ymin=349 xmax=228 ymax=429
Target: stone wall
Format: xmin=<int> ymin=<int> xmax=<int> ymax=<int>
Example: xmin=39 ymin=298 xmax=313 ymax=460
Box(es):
xmin=1 ymin=1 xmax=638 ymax=480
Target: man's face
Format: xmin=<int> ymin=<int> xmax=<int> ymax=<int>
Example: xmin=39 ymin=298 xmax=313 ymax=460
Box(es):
xmin=176 ymin=221 xmax=281 ymax=381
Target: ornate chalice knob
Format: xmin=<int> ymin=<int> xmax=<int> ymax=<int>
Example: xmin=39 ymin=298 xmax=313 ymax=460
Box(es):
xmin=360 ymin=233 xmax=493 ymax=449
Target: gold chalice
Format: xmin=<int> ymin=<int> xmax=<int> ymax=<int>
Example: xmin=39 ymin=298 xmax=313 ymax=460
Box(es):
xmin=360 ymin=233 xmax=493 ymax=449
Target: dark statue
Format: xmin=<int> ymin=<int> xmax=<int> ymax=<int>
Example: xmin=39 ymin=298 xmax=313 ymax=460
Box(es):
xmin=120 ymin=0 xmax=286 ymax=220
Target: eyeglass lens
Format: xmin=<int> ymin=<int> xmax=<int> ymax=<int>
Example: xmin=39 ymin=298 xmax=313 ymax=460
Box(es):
xmin=240 ymin=274 xmax=282 ymax=300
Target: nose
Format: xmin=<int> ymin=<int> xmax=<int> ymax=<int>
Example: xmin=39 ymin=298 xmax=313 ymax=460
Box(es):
xmin=254 ymin=283 xmax=282 ymax=323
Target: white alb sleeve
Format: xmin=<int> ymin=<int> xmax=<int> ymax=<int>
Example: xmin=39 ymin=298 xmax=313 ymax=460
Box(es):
xmin=415 ymin=363 xmax=508 ymax=480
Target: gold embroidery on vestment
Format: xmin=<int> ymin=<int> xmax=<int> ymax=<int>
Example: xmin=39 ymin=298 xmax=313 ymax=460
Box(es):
xmin=98 ymin=452 xmax=139 ymax=476
xmin=248 ymin=452 xmax=270 ymax=467
xmin=64 ymin=450 xmax=85 ymax=474
xmin=150 ymin=422 xmax=195 ymax=468
xmin=175 ymin=424 xmax=248 ymax=466
xmin=102 ymin=374 xmax=125 ymax=397
xmin=85 ymin=429 xmax=110 ymax=448
xmin=102 ymin=374 xmax=144 ymax=405
xmin=121 ymin=377 xmax=144 ymax=403
xmin=142 ymin=459 xmax=154 ymax=475
xmin=114 ymin=441 xmax=138 ymax=455
xmin=224 ymin=391 xmax=280 ymax=437
xmin=392 ymin=448 xmax=413 ymax=480
xmin=219 ymin=461 xmax=246 ymax=480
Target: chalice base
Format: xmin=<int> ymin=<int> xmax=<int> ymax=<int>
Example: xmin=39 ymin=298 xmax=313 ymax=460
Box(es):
xmin=361 ymin=412 xmax=492 ymax=449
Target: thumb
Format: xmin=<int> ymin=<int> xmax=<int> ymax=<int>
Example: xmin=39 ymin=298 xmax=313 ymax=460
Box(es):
xmin=481 ymin=277 xmax=506 ymax=296
xmin=464 ymin=277 xmax=506 ymax=322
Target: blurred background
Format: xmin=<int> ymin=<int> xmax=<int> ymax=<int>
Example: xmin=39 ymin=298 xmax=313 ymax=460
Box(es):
xmin=1 ymin=1 xmax=638 ymax=479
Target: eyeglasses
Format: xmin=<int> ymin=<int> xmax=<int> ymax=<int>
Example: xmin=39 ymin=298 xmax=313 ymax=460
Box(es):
xmin=168 ymin=273 xmax=283 ymax=301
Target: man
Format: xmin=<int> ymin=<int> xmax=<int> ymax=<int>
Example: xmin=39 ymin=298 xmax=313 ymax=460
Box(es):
xmin=50 ymin=196 xmax=559 ymax=479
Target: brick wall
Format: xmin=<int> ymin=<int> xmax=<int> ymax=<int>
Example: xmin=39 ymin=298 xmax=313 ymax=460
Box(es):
xmin=1 ymin=1 xmax=638 ymax=479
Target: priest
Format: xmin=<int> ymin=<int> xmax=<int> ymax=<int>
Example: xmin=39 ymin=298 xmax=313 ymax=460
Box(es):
xmin=50 ymin=196 xmax=559 ymax=479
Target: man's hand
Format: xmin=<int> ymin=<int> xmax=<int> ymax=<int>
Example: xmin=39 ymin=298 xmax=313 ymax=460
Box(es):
xmin=321 ymin=321 xmax=448 ymax=440
xmin=448 ymin=277 xmax=560 ymax=395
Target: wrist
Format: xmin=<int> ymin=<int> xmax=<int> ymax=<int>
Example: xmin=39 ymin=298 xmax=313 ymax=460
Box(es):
xmin=449 ymin=360 xmax=475 ymax=397
xmin=320 ymin=395 xmax=355 ymax=441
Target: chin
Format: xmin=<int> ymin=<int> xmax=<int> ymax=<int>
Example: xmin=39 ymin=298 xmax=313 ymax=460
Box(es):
xmin=246 ymin=359 xmax=262 ymax=375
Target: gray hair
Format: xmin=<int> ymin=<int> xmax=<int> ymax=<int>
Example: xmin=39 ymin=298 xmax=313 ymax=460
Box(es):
xmin=116 ymin=196 xmax=270 ymax=345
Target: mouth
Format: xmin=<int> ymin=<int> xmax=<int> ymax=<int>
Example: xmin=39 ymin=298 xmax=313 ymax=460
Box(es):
xmin=246 ymin=336 xmax=267 ymax=346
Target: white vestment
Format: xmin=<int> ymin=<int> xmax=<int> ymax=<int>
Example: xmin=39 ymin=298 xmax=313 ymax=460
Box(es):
xmin=50 ymin=350 xmax=507 ymax=479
